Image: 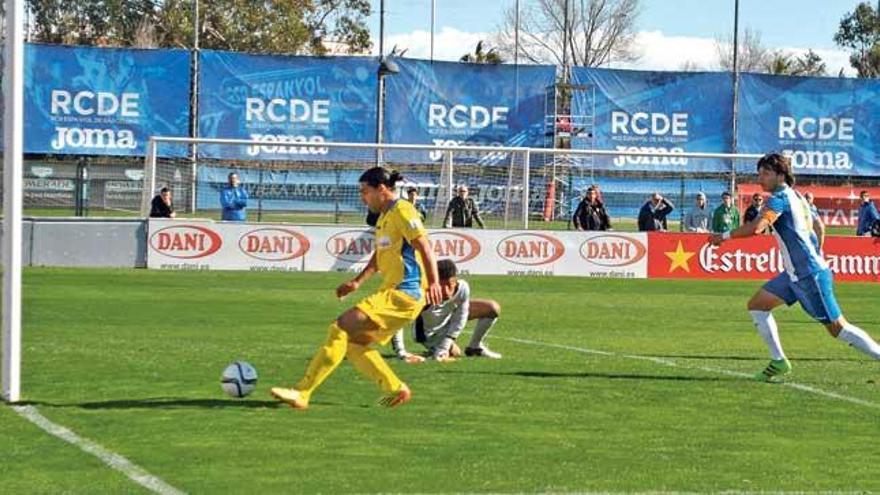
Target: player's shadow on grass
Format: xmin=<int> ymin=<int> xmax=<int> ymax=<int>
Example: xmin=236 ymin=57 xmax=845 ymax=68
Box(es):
xmin=24 ymin=398 xmax=284 ymax=410
xmin=646 ymin=354 xmax=864 ymax=362
xmin=441 ymin=370 xmax=735 ymax=382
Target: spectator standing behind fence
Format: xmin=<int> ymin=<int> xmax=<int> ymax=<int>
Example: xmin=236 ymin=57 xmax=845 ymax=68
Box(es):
xmin=712 ymin=191 xmax=740 ymax=233
xmin=637 ymin=193 xmax=674 ymax=232
xmin=856 ymin=190 xmax=880 ymax=236
xmin=743 ymin=193 xmax=771 ymax=234
xmin=406 ymin=187 xmax=428 ymax=223
xmin=804 ymin=192 xmax=820 ymax=218
xmin=572 ymin=186 xmax=611 ymax=231
xmin=220 ymin=172 xmax=248 ymax=222
xmin=149 ymin=187 xmax=176 ymax=218
xmin=743 ymin=193 xmax=764 ymax=224
xmin=682 ymin=192 xmax=709 ymax=233
xmin=443 ymin=186 xmax=485 ymax=228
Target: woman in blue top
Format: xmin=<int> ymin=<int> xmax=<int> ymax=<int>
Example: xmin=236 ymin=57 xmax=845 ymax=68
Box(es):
xmin=220 ymin=172 xmax=248 ymax=221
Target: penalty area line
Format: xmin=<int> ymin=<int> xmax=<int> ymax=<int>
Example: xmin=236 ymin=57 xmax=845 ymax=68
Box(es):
xmin=11 ymin=405 xmax=186 ymax=495
xmin=497 ymin=336 xmax=880 ymax=411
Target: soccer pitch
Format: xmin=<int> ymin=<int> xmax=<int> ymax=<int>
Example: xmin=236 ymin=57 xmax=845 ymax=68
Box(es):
xmin=2 ymin=268 xmax=879 ymax=493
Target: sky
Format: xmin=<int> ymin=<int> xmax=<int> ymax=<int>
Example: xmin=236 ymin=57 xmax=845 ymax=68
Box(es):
xmin=365 ymin=0 xmax=865 ymax=74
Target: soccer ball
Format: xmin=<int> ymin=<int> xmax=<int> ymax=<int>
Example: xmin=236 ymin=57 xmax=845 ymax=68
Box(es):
xmin=220 ymin=361 xmax=258 ymax=398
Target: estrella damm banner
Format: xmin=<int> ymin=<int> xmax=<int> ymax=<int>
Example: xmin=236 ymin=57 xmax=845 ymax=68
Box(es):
xmin=648 ymin=232 xmax=880 ymax=283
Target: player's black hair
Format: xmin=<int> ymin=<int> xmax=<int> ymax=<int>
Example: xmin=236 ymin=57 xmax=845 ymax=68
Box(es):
xmin=437 ymin=259 xmax=458 ymax=281
xmin=359 ymin=167 xmax=403 ymax=189
xmin=721 ymin=191 xmax=731 ymax=198
xmin=406 ymin=187 xmax=418 ymax=194
xmin=160 ymin=187 xmax=170 ymax=194
xmin=757 ymin=153 xmax=795 ymax=187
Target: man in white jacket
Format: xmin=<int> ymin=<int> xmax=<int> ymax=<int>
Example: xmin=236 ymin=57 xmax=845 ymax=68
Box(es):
xmin=683 ymin=192 xmax=710 ymax=233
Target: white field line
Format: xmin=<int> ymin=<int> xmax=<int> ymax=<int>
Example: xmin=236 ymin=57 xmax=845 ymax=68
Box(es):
xmin=497 ymin=336 xmax=880 ymax=411
xmin=11 ymin=405 xmax=185 ymax=495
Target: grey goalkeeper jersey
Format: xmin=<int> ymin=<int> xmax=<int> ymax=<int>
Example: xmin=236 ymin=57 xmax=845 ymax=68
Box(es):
xmin=392 ymin=280 xmax=471 ymax=355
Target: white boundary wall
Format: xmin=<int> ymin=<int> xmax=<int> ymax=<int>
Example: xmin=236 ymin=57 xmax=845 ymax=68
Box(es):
xmin=146 ymin=219 xmax=648 ymax=279
xmin=1 ymin=218 xmax=146 ymax=268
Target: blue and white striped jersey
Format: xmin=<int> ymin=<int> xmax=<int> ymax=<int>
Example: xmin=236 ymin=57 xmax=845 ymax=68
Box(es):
xmin=765 ymin=185 xmax=828 ymax=281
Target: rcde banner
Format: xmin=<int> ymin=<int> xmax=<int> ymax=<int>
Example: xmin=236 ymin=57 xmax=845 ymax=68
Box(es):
xmin=383 ymin=59 xmax=556 ymax=162
xmin=737 ymin=74 xmax=880 ymax=177
xmin=571 ymin=68 xmax=734 ymax=172
xmin=24 ymin=43 xmax=191 ymax=156
xmin=198 ymin=50 xmax=378 ymax=160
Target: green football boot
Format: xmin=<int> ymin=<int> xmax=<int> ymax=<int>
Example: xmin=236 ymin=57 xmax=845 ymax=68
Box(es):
xmin=754 ymin=358 xmax=792 ymax=382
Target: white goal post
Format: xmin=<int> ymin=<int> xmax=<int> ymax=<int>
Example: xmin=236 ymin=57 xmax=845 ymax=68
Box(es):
xmin=2 ymin=0 xmax=25 ymax=403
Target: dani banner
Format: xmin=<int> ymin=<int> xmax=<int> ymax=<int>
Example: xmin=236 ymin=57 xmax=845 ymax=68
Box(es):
xmin=198 ymin=50 xmax=378 ymax=160
xmin=737 ymin=74 xmax=880 ymax=177
xmin=571 ymin=68 xmax=734 ymax=172
xmin=147 ymin=219 xmax=648 ymax=279
xmin=24 ymin=43 xmax=191 ymax=156
xmin=383 ymin=59 xmax=556 ymax=163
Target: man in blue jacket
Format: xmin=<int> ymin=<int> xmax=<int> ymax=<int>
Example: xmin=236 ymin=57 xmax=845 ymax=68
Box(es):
xmin=220 ymin=172 xmax=248 ymax=221
xmin=856 ymin=190 xmax=879 ymax=236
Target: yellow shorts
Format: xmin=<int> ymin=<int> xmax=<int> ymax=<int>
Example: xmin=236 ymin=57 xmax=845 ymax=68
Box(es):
xmin=355 ymin=288 xmax=425 ymax=345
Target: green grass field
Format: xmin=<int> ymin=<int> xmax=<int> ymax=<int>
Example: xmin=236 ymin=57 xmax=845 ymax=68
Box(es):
xmin=2 ymin=268 xmax=879 ymax=493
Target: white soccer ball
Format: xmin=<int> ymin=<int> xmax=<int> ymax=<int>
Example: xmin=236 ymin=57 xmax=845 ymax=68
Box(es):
xmin=221 ymin=361 xmax=258 ymax=398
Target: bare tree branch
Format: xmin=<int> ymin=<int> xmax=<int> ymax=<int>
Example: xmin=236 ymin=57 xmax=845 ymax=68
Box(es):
xmin=494 ymin=0 xmax=640 ymax=67
xmin=715 ymin=28 xmax=768 ymax=72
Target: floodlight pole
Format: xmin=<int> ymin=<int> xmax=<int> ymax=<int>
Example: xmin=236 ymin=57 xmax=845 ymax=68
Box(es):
xmin=375 ymin=0 xmax=386 ymax=166
xmin=514 ymin=0 xmax=520 ymax=66
xmin=430 ymin=0 xmax=435 ymax=62
xmin=562 ymin=0 xmax=570 ymax=69
xmin=190 ymin=0 xmax=200 ymax=214
xmin=730 ymin=0 xmax=740 ymax=195
xmin=3 ymin=0 xmax=25 ymax=403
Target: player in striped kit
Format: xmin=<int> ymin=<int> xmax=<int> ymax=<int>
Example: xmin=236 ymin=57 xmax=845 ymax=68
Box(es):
xmin=392 ymin=259 xmax=502 ymax=362
xmin=710 ymin=153 xmax=880 ymax=381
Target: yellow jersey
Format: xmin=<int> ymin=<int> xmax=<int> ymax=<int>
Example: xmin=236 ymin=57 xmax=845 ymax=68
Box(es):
xmin=374 ymin=200 xmax=428 ymax=299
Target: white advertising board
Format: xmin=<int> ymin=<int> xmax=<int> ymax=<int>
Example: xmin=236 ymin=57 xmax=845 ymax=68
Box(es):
xmin=147 ymin=219 xmax=648 ymax=279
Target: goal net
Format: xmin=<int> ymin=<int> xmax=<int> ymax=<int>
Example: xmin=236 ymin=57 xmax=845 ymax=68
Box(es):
xmin=142 ymin=138 xmax=529 ymax=229
xmin=142 ymin=137 xmax=764 ymax=231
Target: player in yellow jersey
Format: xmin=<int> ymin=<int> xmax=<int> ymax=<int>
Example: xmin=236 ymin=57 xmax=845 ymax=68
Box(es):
xmin=270 ymin=167 xmax=442 ymax=409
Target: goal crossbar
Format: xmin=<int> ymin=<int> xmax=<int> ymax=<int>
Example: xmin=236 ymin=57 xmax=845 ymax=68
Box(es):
xmin=141 ymin=136 xmax=765 ymax=229
xmin=147 ymin=136 xmax=766 ymax=161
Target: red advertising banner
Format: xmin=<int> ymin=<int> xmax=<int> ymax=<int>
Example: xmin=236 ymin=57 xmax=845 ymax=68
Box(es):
xmin=738 ymin=184 xmax=880 ymax=228
xmin=648 ymin=232 xmax=880 ymax=283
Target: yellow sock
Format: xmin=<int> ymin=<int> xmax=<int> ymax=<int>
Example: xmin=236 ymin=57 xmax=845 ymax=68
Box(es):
xmin=346 ymin=342 xmax=403 ymax=394
xmin=294 ymin=323 xmax=348 ymax=401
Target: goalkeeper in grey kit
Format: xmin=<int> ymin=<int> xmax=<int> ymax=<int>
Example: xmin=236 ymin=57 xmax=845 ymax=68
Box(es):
xmin=391 ymin=259 xmax=502 ymax=361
